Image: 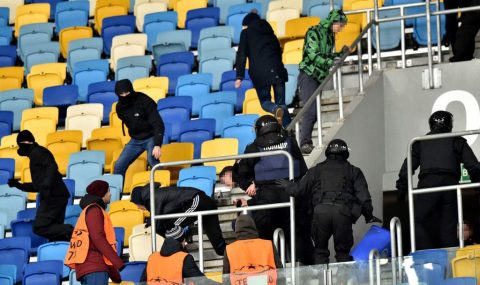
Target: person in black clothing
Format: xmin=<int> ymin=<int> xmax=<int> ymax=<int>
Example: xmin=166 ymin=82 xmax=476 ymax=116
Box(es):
xmin=235 ymin=10 xmax=292 ymax=127
xmin=449 ymin=0 xmax=480 ymax=62
xmin=7 ymin=130 xmax=73 ymax=241
xmin=396 ymin=110 xmax=480 ymax=250
xmin=130 ymin=185 xmax=226 ymax=256
xmin=113 ymin=79 xmax=165 ymax=178
xmin=234 ymin=115 xmax=313 ymax=264
xmin=283 ymin=139 xmax=381 ymax=264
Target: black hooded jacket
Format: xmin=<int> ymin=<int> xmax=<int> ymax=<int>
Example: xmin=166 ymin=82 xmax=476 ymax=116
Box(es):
xmin=236 ymin=18 xmax=288 ymax=88
xmin=115 ymin=80 xmax=165 ymax=146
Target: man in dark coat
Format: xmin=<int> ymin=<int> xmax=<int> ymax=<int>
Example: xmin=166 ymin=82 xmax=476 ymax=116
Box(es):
xmin=130 ymin=185 xmax=226 ymax=256
xmin=113 ymin=79 xmax=165 ymax=178
xmin=7 ymin=130 xmax=73 ymax=241
xmin=235 ymin=10 xmax=291 ymax=127
xmin=449 ymin=0 xmax=480 ymax=62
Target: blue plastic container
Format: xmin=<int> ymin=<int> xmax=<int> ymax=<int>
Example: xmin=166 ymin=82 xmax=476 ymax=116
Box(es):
xmin=351 ymin=225 xmax=391 ymax=261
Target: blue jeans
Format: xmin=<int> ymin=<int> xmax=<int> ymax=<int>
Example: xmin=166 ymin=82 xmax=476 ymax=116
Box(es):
xmin=255 ymin=81 xmax=292 ymax=127
xmin=80 ymin=271 xmax=109 ymax=285
xmin=113 ymin=137 xmax=159 ymax=178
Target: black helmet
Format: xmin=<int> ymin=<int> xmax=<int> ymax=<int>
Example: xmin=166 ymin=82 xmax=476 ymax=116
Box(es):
xmin=429 ymin=111 xmax=453 ymax=133
xmin=255 ymin=115 xmax=282 ymax=136
xmin=325 ymin=139 xmax=349 ymax=159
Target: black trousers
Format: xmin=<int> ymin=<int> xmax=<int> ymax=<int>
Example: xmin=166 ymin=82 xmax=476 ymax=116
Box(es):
xmin=33 ymin=198 xmax=73 ymax=241
xmin=415 ymin=174 xmax=459 ymax=250
xmin=451 ymin=9 xmax=480 ymax=62
xmin=443 ymin=0 xmax=464 ymax=48
xmin=297 ymin=71 xmax=320 ymax=146
xmin=312 ymin=204 xmax=353 ymax=264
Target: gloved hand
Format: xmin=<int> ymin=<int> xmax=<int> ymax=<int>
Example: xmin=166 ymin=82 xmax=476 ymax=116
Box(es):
xmin=7 ymin=178 xmax=23 ymax=190
xmin=366 ymin=216 xmax=383 ymax=224
xmin=275 ymin=179 xmax=295 ymax=189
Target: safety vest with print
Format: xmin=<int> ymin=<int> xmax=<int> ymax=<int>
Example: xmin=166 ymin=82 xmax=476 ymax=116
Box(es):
xmin=226 ymin=239 xmax=278 ymax=285
xmin=146 ymin=251 xmax=188 ymax=285
xmin=254 ymin=136 xmax=300 ymax=181
xmin=64 ymin=204 xmax=117 ymax=269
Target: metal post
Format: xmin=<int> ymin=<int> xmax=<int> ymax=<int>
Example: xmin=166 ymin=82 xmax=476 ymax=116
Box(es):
xmin=367 ymin=12 xmax=373 ymax=75
xmin=435 ymin=0 xmax=442 ymax=63
xmin=457 ymin=188 xmax=465 ymax=248
xmin=329 ymin=0 xmax=334 ymax=11
xmin=198 ymin=214 xmax=204 ymax=271
xmin=390 ymin=217 xmax=403 ymax=284
xmin=316 ymin=95 xmax=323 ymax=147
xmin=400 ymin=6 xmax=406 ymax=69
xmin=357 ymin=41 xmax=364 ymax=93
xmin=273 ymin=228 xmax=286 ymax=267
xmin=407 ymin=142 xmax=416 ymax=252
xmin=327 ymin=269 xmax=333 ymax=285
xmin=290 ymin=196 xmax=296 ymax=270
xmin=333 ymin=72 xmax=337 ymax=90
xmin=149 ymin=171 xmax=157 ymax=251
xmin=369 ymin=249 xmax=381 ymax=285
xmin=425 ymin=0 xmax=434 ymax=88
xmin=295 ymin=122 xmax=300 ymax=146
xmin=337 ymin=69 xmax=344 ymax=119
xmin=373 ymin=0 xmax=382 ymax=69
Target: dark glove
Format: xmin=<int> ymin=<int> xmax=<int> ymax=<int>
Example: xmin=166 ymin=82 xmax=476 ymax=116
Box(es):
xmin=7 ymin=178 xmax=23 ymax=190
xmin=108 ymin=266 xmax=122 ymax=284
xmin=366 ymin=216 xmax=383 ymax=224
xmin=275 ymin=179 xmax=296 ymax=196
xmin=397 ymin=191 xmax=407 ymax=203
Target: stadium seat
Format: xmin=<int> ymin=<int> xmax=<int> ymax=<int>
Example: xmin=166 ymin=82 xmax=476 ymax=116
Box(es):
xmin=23 ymin=260 xmax=63 ymax=285
xmin=285 ymin=17 xmax=319 ymax=40
xmin=175 ymin=0 xmax=207 ymax=29
xmin=0 ymin=46 xmax=16 ymax=68
xmin=220 ymin=70 xmax=252 ymax=113
xmin=154 ymin=30 xmax=192 ymax=59
xmin=59 ymin=26 xmax=92 ymax=59
xmin=199 ymin=48 xmax=236 ymax=91
xmin=10 ymin=219 xmax=48 ymax=253
xmin=20 ymin=107 xmax=58 ymax=146
xmin=133 ymin=76 xmax=169 ymax=103
xmin=87 ymin=81 xmax=118 ymax=124
xmin=17 ymin=23 xmax=54 ymax=63
xmin=30 ymin=0 xmax=64 ymax=20
xmin=266 ymin=4 xmax=300 ymax=37
xmin=14 ymin=4 xmax=50 ymax=38
xmin=115 ymin=55 xmax=152 ymax=82
xmin=152 ymin=43 xmax=187 ymax=66
xmin=0 ymin=236 xmax=31 ymax=282
xmin=94 ymin=0 xmax=129 ymax=34
xmin=62 ymin=178 xmax=76 ymax=205
xmin=0 ymin=157 xmax=14 ymax=184
xmin=222 ymin=114 xmax=258 ymax=154
xmin=176 ymin=73 xmax=212 ymax=116
xmin=95 ymin=174 xmax=124 ymax=205
xmin=179 ymin=119 xmax=216 ymax=159
xmin=200 ymin=91 xmax=236 ymax=135
xmin=109 ymin=102 xmax=122 ymax=128
xmin=55 ymin=1 xmax=89 ymax=34
xmin=408 ymin=249 xmax=448 ymax=285
xmin=0 ymin=111 xmax=13 ymax=142
xmin=452 ymin=246 xmax=480 ymax=281
xmin=243 ymin=88 xmax=271 ymax=116
xmin=161 ymin=142 xmax=194 ymax=183
xmin=23 ymin=41 xmax=60 ymax=75
xmin=87 ymin=127 xmax=124 ymax=172
xmin=0 ymin=264 xmax=16 ymax=285
xmin=16 ymin=209 xmax=36 ymax=220
xmin=144 ymin=11 xmax=178 ymax=52
xmin=413 ymin=3 xmax=446 ymax=46
xmin=111 ymin=150 xmax=147 ymax=193
xmin=156 ymin=51 xmax=194 ymax=94
xmin=134 ymin=0 xmax=167 ymax=32
xmin=67 ymin=37 xmax=103 ymax=74
xmin=157 ymin=96 xmax=192 ymax=140
xmin=348 ymin=0 xmax=383 ymax=29
xmin=42 ymin=85 xmax=79 ymax=125
xmin=308 ymin=2 xmax=340 ymax=19
xmin=130 ymin=170 xmax=171 ymax=193
xmin=65 ymin=103 xmax=104 ymax=147
xmin=443 ymin=278 xmax=477 ymax=285
xmin=372 ymin=10 xmax=401 ymax=51
xmin=0 ymin=27 xmax=13 ymax=46
xmin=0 ymin=67 xmax=24 ymax=92
xmin=128 ymin=224 xmax=164 ymax=261
xmin=186 ymin=7 xmax=220 ymax=49
xmin=226 ymin=3 xmax=262 ymax=44
xmin=73 ymin=59 xmax=109 ymax=102
xmin=108 ymin=200 xmax=144 ymax=246
xmin=335 ymin=22 xmax=361 ymax=52
xmin=19 ymin=163 xmax=38 ymax=201
xmin=101 ymin=15 xmax=136 ymax=56
xmin=45 ymin=130 xmax=83 ymax=175
xmin=67 ymin=150 xmax=105 ymax=196
xmin=68 ymin=270 xmax=81 ymax=285
xmin=37 ymin=242 xmax=70 ymax=278
xmin=282 ymin=39 xmax=304 ymax=64
xmin=120 ymin=261 xmax=147 ymax=283
xmin=0 ymin=7 xmax=7 ymax=27
xmin=111 ymin=33 xmax=147 ymax=71
xmin=201 ymin=138 xmax=238 ymax=173
xmin=285 ymin=64 xmax=299 ymax=105
xmin=27 ymin=63 xmax=66 ymax=106
xmin=178 ymin=166 xmax=216 ymax=196
xmin=0 ymin=0 xmax=22 ymax=25
xmin=0 ymin=136 xmax=27 ymax=179
xmin=64 ymin=205 xmax=81 ymax=226
xmin=197 ymin=26 xmax=233 ymax=61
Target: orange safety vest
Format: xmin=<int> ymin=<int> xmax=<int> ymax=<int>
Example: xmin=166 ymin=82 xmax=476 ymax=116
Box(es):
xmin=226 ymin=238 xmax=278 ymax=285
xmin=146 ymin=251 xmax=188 ymax=285
xmin=64 ymin=204 xmax=117 ymax=269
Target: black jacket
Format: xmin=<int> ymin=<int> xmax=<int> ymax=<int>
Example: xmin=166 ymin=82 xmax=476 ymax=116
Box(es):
xmin=236 ymin=19 xmax=288 ymax=88
xmin=116 ymin=91 xmax=165 ymax=146
xmin=140 ymin=238 xmax=204 ymax=282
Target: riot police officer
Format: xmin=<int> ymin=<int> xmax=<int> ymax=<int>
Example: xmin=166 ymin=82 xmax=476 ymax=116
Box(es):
xmin=396 ymin=110 xmax=480 ymax=250
xmin=284 ymin=139 xmax=380 ymax=264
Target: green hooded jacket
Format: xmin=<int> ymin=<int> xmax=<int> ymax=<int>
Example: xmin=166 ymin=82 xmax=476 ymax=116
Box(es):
xmin=299 ymin=10 xmax=346 ymax=83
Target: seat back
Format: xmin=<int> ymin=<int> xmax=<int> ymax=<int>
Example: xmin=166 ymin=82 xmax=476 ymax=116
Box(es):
xmin=55 ymin=1 xmax=89 ymax=33
xmin=157 ymin=96 xmax=192 ymax=140
xmin=23 ymin=260 xmax=63 ymax=285
xmin=186 ymin=7 xmax=220 ymax=49
xmin=178 ymin=166 xmax=216 ymax=196
xmin=0 ymin=236 xmax=30 ymax=282
xmin=120 ymin=261 xmax=147 ymax=282
xmin=67 ymin=150 xmax=105 ymax=196
xmin=135 ymin=1 xmax=167 ymax=32
xmin=282 ymin=39 xmax=304 ymax=64
xmin=199 ymin=91 xmax=236 ymax=135
xmin=156 ymin=51 xmax=194 ymax=94
xmin=109 ymin=201 xmax=144 ymax=246
xmin=222 ymin=114 xmax=259 ymax=154
xmin=201 ymin=138 xmax=238 ymax=173
xmin=199 ymin=48 xmax=235 ymax=90
xmin=243 ymin=89 xmax=271 ymax=116
xmin=175 ymin=0 xmax=208 ymax=29
xmin=179 ymin=119 xmax=216 ymax=158
xmin=133 ymin=76 xmax=169 ymax=103
xmin=46 ymin=130 xmax=83 ymax=175
xmin=37 ymin=241 xmax=70 ymax=278
xmin=0 ymin=112 xmax=13 ymax=142
xmin=176 ymin=73 xmax=212 ymax=116
xmin=102 ymin=15 xmax=136 ymax=55
xmin=144 ymin=11 xmax=178 ymax=51
xmin=10 ymin=219 xmax=48 ymax=253
xmin=128 ymin=226 xmax=164 ymax=261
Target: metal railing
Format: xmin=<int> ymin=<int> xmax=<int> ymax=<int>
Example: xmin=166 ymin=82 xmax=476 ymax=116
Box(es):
xmin=368 ymin=249 xmax=381 ymax=285
xmin=407 ymin=130 xmax=480 ymax=252
xmin=273 ymin=228 xmax=286 ymax=267
xmin=149 ymin=150 xmax=296 ymax=277
xmin=390 ymin=217 xmax=403 ymax=284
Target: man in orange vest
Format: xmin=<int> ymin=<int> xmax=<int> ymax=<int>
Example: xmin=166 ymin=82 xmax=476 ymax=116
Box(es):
xmin=140 ymin=225 xmax=207 ymax=284
xmin=223 ymin=215 xmax=283 ymax=285
xmin=64 ymin=180 xmax=124 ymax=285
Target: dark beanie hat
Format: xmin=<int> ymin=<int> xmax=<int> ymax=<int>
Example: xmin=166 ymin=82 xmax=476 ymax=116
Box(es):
xmin=17 ymin=130 xmax=35 ymax=144
xmin=86 ymin=180 xmax=109 ymax=197
xmin=115 ymin=79 xmax=134 ymax=95
xmin=242 ymin=10 xmax=260 ymax=26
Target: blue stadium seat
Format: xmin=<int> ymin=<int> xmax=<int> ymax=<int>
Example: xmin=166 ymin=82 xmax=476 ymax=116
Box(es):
xmin=176 ymin=73 xmax=213 ymax=116
xmin=16 ymin=209 xmax=36 ymax=220
xmin=120 ymin=262 xmax=147 ymax=283
xmin=155 ymin=30 xmax=192 ymax=52
xmin=23 ymin=42 xmax=60 ymax=75
xmin=198 ymin=26 xmax=234 ymax=61
xmin=0 ymin=265 xmax=16 ymax=285
xmin=402 ymin=1 xmax=437 ymax=27
xmin=372 ymin=10 xmax=402 ymax=51
xmin=0 ymin=8 xmax=8 ymax=27
xmin=0 ymin=88 xmax=34 ymax=131
xmin=67 ymin=150 xmax=105 ymax=197
xmin=63 ymin=178 xmax=75 ymax=206
xmin=186 ymin=7 xmax=220 ymax=49
xmin=178 ymin=166 xmax=217 ymax=196
xmin=0 ymin=236 xmax=30 ymax=282
xmin=23 ymin=260 xmax=63 ymax=285
xmin=178 ymin=119 xmax=216 ymax=159
xmin=67 ymin=37 xmax=103 ymax=74
xmin=114 ymin=227 xmax=124 ymax=256
xmin=413 ymin=3 xmax=446 ymax=46
xmin=87 ymin=81 xmax=118 ymax=124
xmin=115 ymin=55 xmax=152 ymax=82
xmin=443 ymin=278 xmax=477 ymax=285
xmin=0 ymin=274 xmax=13 ymax=285
xmin=30 ymin=0 xmax=63 ymax=20
xmin=222 ymin=114 xmax=258 ymax=153
xmin=226 ymin=3 xmax=262 ymax=44
xmin=0 ymin=46 xmax=16 ymax=67
xmin=0 ymin=27 xmax=12 ymax=46
xmin=0 ymin=187 xmax=27 ymax=230
xmin=0 ymin=157 xmax=14 ymax=185
xmin=220 ymin=69 xmax=253 ymax=112
xmin=200 ymin=91 xmax=236 ymax=136
xmin=101 ymin=15 xmax=136 ymax=55
xmin=18 ymin=23 xmax=54 ymax=62
xmin=64 ymin=205 xmax=81 ymax=226
xmin=157 ymin=96 xmax=192 ymax=141
xmin=157 ymin=51 xmax=194 ymax=94
xmin=409 ymin=249 xmax=448 ymax=285
xmin=152 ymin=43 xmax=187 ymax=66
xmin=285 ymin=64 xmax=299 ymax=106
xmin=43 ymin=85 xmax=79 ymax=125
xmin=306 ymin=1 xmax=340 ymax=18
xmin=215 ymin=0 xmax=246 ymax=25
xmin=144 ymin=11 xmax=178 ymax=52
xmin=10 ymin=219 xmax=48 ymax=254
xmin=199 ymin=48 xmax=236 ymax=91
xmin=55 ymin=1 xmax=89 ymax=34
xmin=68 ymin=270 xmax=81 ymax=285
xmin=73 ymin=59 xmax=110 ymax=102
xmin=0 ymin=111 xmax=13 ymax=142
xmin=37 ymin=242 xmax=70 ymax=278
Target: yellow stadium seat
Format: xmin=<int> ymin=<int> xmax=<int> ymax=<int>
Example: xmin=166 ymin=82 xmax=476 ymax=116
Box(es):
xmin=94 ymin=0 xmax=129 ymax=34
xmin=0 ymin=134 xmax=28 ymax=179
xmin=111 ymin=149 xmax=147 ymax=193
xmin=243 ymin=89 xmax=271 ymax=116
xmin=109 ymin=200 xmax=144 ymax=247
xmin=169 ymin=0 xmax=178 ymax=10
xmin=285 ymin=17 xmax=320 ymax=40
xmin=452 ymin=254 xmax=480 ymax=283
xmin=0 ymin=67 xmax=24 ymax=92
xmin=134 ymin=0 xmax=168 ymax=32
xmin=19 ymin=163 xmax=37 ymax=201
xmin=27 ymin=63 xmax=67 ymax=106
xmin=30 ymin=63 xmax=67 ymax=81
xmin=46 ymin=130 xmax=83 ymax=175
xmin=0 ymin=0 xmax=23 ymax=25
xmin=205 ymin=272 xmax=223 ymax=283
xmin=282 ymin=39 xmax=304 ymax=64
xmin=59 ymin=26 xmax=93 ymax=59
xmin=201 ymin=138 xmax=238 ymax=174
xmin=175 ymin=0 xmax=207 ymax=29
xmin=65 ymin=103 xmax=104 ymax=147
xmin=21 ymin=107 xmax=59 ymax=146
xmin=129 ymin=225 xmax=165 ymax=261
xmin=15 ymin=4 xmax=50 ymax=37
xmin=161 ymin=142 xmax=194 ymax=183
xmin=268 ymin=0 xmax=301 ymax=13
xmin=335 ymin=22 xmax=361 ymax=53
xmin=110 ymin=33 xmax=147 ymax=70
xmin=87 ymin=127 xmax=124 ymax=172
xmin=130 ymin=170 xmax=171 ymax=193
xmin=109 ymin=102 xmax=123 ymax=129
xmin=268 ymin=21 xmax=278 ymax=36
xmin=346 ymin=0 xmax=383 ymax=28
xmin=133 ymin=76 xmax=168 ymax=103
xmin=266 ymin=7 xmax=300 ymax=37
